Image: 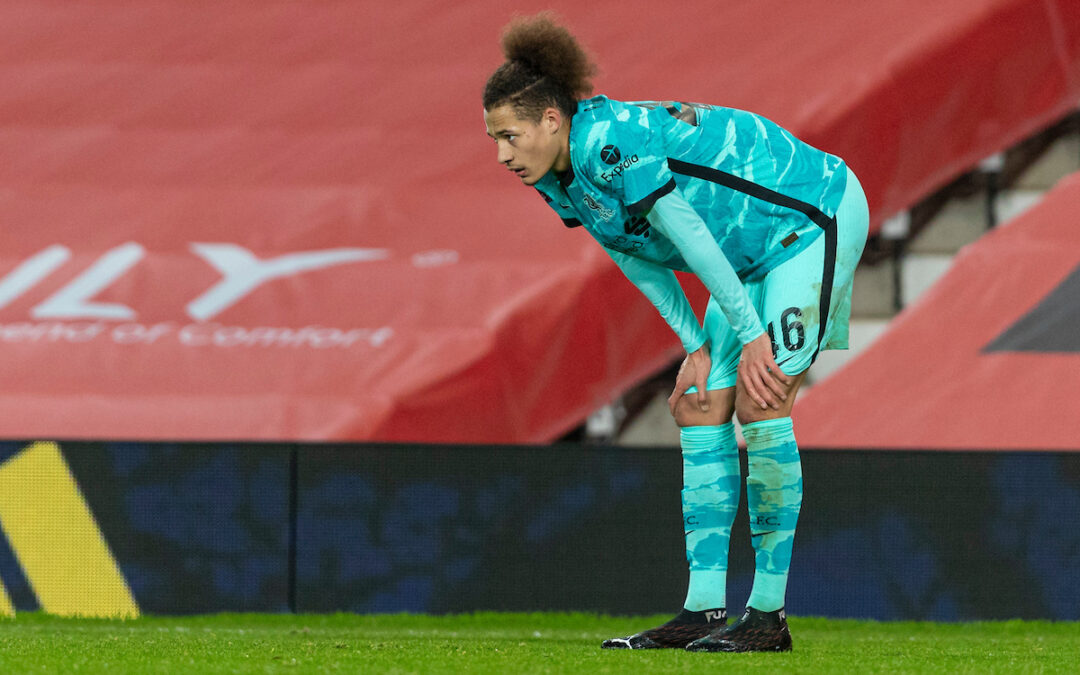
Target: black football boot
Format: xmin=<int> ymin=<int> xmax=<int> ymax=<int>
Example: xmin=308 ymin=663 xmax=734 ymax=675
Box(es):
xmin=684 ymin=606 xmax=792 ymax=652
xmin=601 ymin=608 xmax=727 ymax=649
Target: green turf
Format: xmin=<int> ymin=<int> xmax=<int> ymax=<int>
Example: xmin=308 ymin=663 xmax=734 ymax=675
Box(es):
xmin=0 ymin=612 xmax=1078 ymax=673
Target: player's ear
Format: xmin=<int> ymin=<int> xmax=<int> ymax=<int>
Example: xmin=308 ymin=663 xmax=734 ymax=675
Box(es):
xmin=541 ymin=107 xmax=563 ymax=134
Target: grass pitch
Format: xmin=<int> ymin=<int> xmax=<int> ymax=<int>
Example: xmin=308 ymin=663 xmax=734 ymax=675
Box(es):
xmin=0 ymin=611 xmax=1077 ymax=673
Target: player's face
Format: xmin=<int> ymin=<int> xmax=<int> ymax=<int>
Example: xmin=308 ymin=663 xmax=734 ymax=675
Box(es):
xmin=484 ymin=104 xmax=569 ymax=186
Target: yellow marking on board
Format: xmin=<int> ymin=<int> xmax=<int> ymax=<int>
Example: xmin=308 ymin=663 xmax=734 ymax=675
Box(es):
xmin=0 ymin=578 xmax=12 ymax=617
xmin=0 ymin=442 xmax=138 ymax=618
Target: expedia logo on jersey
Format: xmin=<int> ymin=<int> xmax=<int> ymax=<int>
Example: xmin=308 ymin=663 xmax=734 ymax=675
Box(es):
xmin=582 ymin=193 xmax=615 ymax=221
xmin=598 ymin=145 xmax=639 ymax=183
xmin=600 ymin=145 xmax=622 ymax=165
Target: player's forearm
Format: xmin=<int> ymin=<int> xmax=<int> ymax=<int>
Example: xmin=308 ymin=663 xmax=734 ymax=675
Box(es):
xmin=605 ymin=249 xmax=707 ymax=353
xmin=647 ymin=191 xmax=764 ymax=345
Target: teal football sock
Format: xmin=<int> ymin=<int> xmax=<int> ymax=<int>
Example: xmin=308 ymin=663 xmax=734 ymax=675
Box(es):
xmin=680 ymin=423 xmax=740 ymax=612
xmin=742 ymin=417 xmax=802 ymax=613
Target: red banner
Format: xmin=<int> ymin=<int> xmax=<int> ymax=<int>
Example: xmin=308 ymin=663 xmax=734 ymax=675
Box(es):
xmin=0 ymin=0 xmax=1078 ymax=441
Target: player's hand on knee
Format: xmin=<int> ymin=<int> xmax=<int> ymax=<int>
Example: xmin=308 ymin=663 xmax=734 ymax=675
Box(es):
xmin=738 ymin=333 xmax=789 ymax=410
xmin=668 ymin=344 xmax=711 ymax=416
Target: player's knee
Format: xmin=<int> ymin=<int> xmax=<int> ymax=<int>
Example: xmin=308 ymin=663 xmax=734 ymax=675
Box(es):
xmin=734 ymin=372 xmax=806 ymax=426
xmin=675 ymin=405 xmax=720 ymax=428
xmin=735 ymin=395 xmax=783 ymax=426
xmin=674 ymin=390 xmax=734 ymax=428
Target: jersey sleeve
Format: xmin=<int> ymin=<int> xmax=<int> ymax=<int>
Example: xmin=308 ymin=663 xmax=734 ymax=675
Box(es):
xmin=646 ymin=188 xmax=765 ymax=345
xmin=603 ymin=248 xmax=707 ymax=353
xmin=582 ymin=106 xmax=676 ymax=215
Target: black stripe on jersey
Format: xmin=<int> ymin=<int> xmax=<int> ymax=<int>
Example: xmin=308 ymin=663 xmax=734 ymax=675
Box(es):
xmin=666 ymin=158 xmax=837 ymax=360
xmin=666 ymin=159 xmax=833 ymax=229
xmin=627 ymin=177 xmax=676 ymax=215
xmin=811 ymin=219 xmax=837 ymax=363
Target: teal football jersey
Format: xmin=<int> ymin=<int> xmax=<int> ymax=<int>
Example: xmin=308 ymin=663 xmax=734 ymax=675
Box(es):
xmin=534 ymin=96 xmax=848 ymax=281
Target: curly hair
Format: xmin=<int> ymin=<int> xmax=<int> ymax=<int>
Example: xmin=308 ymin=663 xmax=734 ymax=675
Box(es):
xmin=482 ymin=12 xmax=597 ymax=122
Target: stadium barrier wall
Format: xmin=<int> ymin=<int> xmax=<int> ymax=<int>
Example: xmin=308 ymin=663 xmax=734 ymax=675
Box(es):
xmin=0 ymin=441 xmax=1074 ymax=620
